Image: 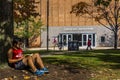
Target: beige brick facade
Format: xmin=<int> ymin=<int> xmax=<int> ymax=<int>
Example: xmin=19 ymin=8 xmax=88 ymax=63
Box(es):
xmin=32 ymin=0 xmax=100 ymax=48
xmin=30 ymin=0 xmax=119 ymax=48
xmin=40 ymin=0 xmax=99 ymax=27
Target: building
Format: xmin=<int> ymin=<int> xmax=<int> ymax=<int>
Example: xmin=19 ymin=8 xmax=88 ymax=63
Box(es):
xmin=35 ymin=0 xmax=118 ymax=49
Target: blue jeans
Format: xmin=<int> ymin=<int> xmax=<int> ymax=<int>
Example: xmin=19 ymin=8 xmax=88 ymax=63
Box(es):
xmin=14 ymin=60 xmax=27 ymax=70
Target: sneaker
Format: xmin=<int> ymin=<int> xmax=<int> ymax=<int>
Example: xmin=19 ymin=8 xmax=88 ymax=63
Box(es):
xmin=41 ymin=67 xmax=49 ymax=73
xmin=34 ymin=69 xmax=44 ymax=76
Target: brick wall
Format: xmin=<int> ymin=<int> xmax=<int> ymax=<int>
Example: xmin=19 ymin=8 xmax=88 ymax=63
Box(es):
xmin=39 ymin=0 xmax=99 ymax=27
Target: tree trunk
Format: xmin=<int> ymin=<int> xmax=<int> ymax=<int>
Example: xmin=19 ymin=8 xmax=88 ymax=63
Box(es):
xmin=0 ymin=0 xmax=13 ymax=64
xmin=25 ymin=38 xmax=29 ymax=48
xmin=114 ymin=32 xmax=118 ymax=49
xmin=25 ymin=21 xmax=29 ymax=48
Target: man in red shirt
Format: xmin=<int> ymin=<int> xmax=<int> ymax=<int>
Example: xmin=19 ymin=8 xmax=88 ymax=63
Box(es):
xmin=86 ymin=39 xmax=92 ymax=50
xmin=7 ymin=38 xmax=49 ymax=76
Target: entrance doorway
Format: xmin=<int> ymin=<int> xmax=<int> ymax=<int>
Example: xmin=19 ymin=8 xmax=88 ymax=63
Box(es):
xmin=62 ymin=34 xmax=73 ymax=46
xmin=82 ymin=34 xmax=95 ymax=47
xmin=58 ymin=33 xmax=96 ymax=47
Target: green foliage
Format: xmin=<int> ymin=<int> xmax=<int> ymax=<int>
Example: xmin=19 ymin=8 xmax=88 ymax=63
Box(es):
xmin=14 ymin=16 xmax=45 ymax=38
xmin=14 ymin=0 xmax=39 ymax=23
xmin=13 ymin=0 xmax=46 ymax=40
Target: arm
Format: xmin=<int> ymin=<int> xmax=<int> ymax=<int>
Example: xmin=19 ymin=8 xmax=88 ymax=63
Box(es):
xmin=8 ymin=49 xmax=24 ymax=63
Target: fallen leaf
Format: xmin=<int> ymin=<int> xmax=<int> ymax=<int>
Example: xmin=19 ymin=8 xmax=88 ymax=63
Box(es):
xmin=24 ymin=76 xmax=30 ymax=80
xmin=32 ymin=76 xmax=38 ymax=80
xmin=4 ymin=78 xmax=8 ymax=80
xmin=8 ymin=77 xmax=13 ymax=80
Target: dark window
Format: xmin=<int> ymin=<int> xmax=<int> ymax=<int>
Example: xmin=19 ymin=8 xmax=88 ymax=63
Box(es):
xmin=78 ymin=34 xmax=82 ymax=46
xmin=101 ymin=36 xmax=105 ymax=43
xmin=63 ymin=35 xmax=67 ymax=45
xmin=68 ymin=35 xmax=72 ymax=41
xmin=83 ymin=35 xmax=87 ymax=46
xmin=93 ymin=34 xmax=95 ymax=46
xmin=73 ymin=34 xmax=78 ymax=41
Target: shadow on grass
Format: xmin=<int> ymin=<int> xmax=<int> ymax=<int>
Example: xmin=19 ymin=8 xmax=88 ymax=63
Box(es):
xmin=65 ymin=53 xmax=120 ymax=62
xmin=44 ymin=49 xmax=120 ymax=69
xmin=75 ymin=49 xmax=120 ymax=54
xmin=43 ymin=57 xmax=81 ymax=68
xmin=108 ymin=64 xmax=120 ymax=69
xmin=65 ymin=49 xmax=120 ymax=61
xmin=25 ymin=49 xmax=120 ymax=70
xmin=97 ymin=54 xmax=120 ymax=69
xmin=89 ymin=49 xmax=120 ymax=54
xmin=42 ymin=57 xmax=86 ymax=74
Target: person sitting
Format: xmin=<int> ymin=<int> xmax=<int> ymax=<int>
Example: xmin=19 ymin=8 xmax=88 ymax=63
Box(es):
xmin=7 ymin=38 xmax=49 ymax=76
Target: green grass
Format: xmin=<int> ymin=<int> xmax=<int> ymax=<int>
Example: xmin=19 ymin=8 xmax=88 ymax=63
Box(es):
xmin=1 ymin=49 xmax=120 ymax=80
xmin=42 ymin=49 xmax=120 ymax=80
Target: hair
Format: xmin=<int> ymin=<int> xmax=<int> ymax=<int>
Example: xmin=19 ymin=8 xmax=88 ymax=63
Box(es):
xmin=12 ymin=38 xmax=22 ymax=46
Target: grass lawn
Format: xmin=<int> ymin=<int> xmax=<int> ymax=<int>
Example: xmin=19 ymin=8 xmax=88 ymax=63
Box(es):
xmin=42 ymin=49 xmax=120 ymax=80
xmin=1 ymin=49 xmax=120 ymax=80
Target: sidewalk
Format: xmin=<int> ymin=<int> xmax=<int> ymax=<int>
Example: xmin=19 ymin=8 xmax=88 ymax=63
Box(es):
xmin=26 ymin=47 xmax=120 ymax=51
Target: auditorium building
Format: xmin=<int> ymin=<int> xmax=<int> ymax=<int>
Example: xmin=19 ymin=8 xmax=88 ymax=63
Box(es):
xmin=33 ymin=0 xmax=119 ymax=49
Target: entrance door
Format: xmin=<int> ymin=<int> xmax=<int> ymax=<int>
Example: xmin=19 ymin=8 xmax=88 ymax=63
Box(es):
xmin=82 ymin=34 xmax=87 ymax=46
xmin=88 ymin=34 xmax=93 ymax=46
xmin=62 ymin=34 xmax=73 ymax=46
xmin=82 ymin=34 xmax=95 ymax=47
xmin=68 ymin=34 xmax=73 ymax=42
xmin=62 ymin=34 xmax=67 ymax=46
xmin=59 ymin=33 xmax=95 ymax=47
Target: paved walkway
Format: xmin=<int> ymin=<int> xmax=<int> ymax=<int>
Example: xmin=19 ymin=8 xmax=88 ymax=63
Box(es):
xmin=26 ymin=47 xmax=120 ymax=51
xmin=23 ymin=46 xmax=120 ymax=57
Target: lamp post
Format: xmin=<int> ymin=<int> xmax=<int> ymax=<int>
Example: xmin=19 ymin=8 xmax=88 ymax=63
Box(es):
xmin=46 ymin=0 xmax=49 ymax=51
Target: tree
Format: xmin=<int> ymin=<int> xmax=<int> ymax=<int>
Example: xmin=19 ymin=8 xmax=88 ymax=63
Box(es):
xmin=14 ymin=16 xmax=46 ymax=48
xmin=13 ymin=0 xmax=41 ymax=47
xmin=0 ymin=0 xmax=13 ymax=63
xmin=70 ymin=0 xmax=120 ymax=49
xmin=14 ymin=0 xmax=39 ymax=23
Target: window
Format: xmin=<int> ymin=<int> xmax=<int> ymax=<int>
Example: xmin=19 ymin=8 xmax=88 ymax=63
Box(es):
xmin=101 ymin=36 xmax=105 ymax=43
xmin=93 ymin=34 xmax=95 ymax=46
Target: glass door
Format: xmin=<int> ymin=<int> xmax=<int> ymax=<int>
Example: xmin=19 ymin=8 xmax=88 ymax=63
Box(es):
xmin=82 ymin=34 xmax=95 ymax=47
xmin=68 ymin=34 xmax=73 ymax=42
xmin=88 ymin=34 xmax=93 ymax=46
xmin=61 ymin=34 xmax=73 ymax=46
xmin=82 ymin=34 xmax=87 ymax=46
xmin=59 ymin=33 xmax=95 ymax=47
xmin=62 ymin=34 xmax=67 ymax=46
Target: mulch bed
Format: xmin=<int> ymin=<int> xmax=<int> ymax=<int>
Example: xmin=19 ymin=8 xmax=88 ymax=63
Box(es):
xmin=0 ymin=64 xmax=91 ymax=80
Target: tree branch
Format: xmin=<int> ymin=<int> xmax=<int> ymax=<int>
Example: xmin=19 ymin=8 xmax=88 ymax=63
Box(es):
xmin=102 ymin=8 xmax=115 ymax=30
xmin=109 ymin=5 xmax=114 ymax=17
xmin=97 ymin=20 xmax=114 ymax=31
